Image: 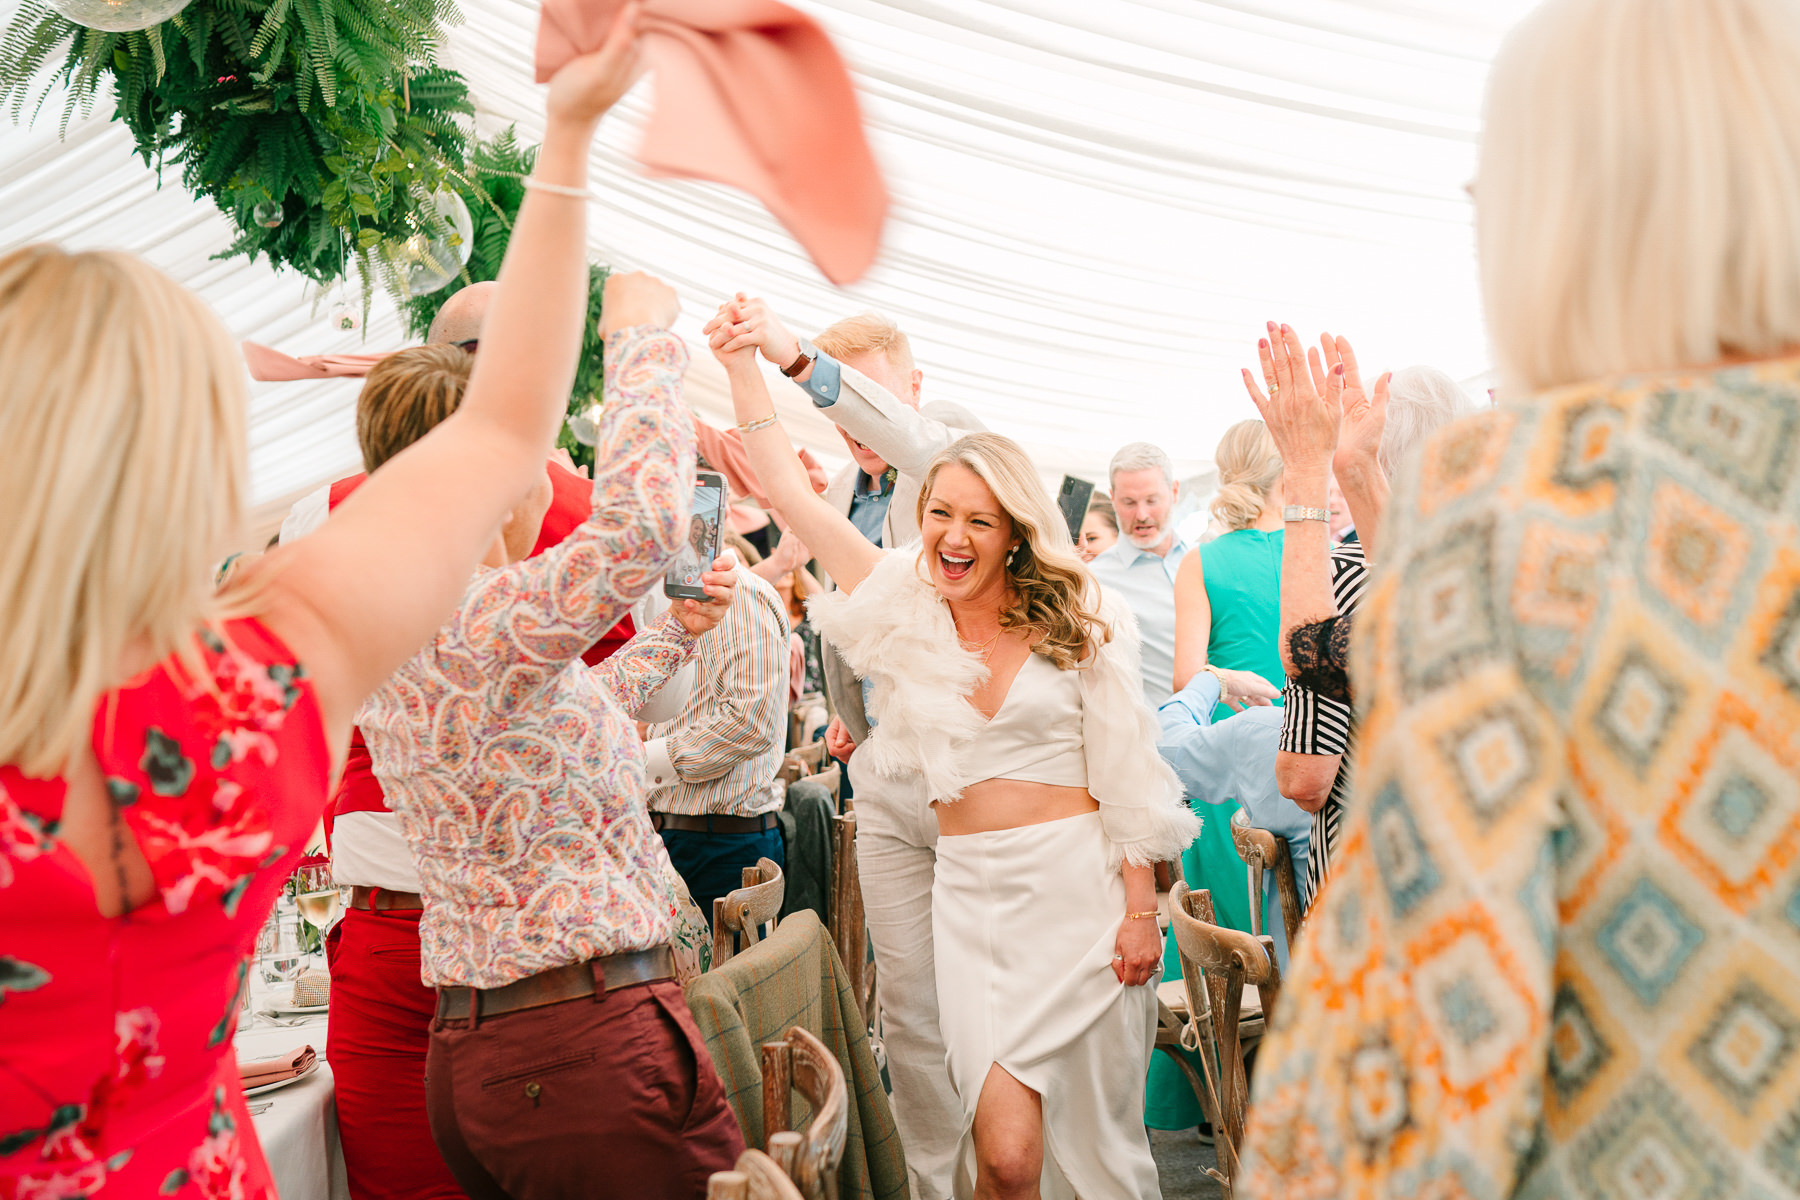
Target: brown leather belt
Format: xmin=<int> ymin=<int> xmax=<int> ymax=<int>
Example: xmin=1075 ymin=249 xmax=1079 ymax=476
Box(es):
xmin=650 ymin=811 xmax=780 ymax=835
xmin=350 ymin=886 xmax=425 ymax=912
xmin=434 ymin=946 xmax=675 ymax=1022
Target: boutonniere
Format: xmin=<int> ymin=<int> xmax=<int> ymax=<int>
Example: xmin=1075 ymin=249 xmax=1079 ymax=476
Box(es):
xmin=883 ymin=467 xmax=898 ymax=488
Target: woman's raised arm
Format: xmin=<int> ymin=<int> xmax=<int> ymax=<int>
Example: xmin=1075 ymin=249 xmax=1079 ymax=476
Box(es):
xmin=256 ymin=7 xmax=648 ymax=756
xmin=705 ymin=301 xmax=883 ymax=593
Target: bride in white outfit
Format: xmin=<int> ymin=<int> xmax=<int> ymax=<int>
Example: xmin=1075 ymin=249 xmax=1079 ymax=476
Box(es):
xmin=708 ymin=304 xmax=1197 ymax=1200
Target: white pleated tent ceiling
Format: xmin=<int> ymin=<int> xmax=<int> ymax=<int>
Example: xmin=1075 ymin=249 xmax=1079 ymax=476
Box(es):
xmin=0 ymin=0 xmax=1534 ymax=534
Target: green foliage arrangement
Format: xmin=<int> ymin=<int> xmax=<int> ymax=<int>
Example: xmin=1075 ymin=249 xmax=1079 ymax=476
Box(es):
xmin=401 ymin=129 xmax=610 ymax=469
xmin=0 ymin=0 xmax=474 ymax=286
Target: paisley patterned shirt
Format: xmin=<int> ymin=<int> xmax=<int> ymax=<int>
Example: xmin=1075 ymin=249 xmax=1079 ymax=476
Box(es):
xmin=357 ymin=327 xmax=700 ymax=988
xmin=1240 ymin=357 xmax=1800 ymax=1199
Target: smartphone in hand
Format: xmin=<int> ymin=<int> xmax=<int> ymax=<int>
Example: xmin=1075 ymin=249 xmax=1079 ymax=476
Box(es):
xmin=664 ymin=470 xmax=727 ymax=600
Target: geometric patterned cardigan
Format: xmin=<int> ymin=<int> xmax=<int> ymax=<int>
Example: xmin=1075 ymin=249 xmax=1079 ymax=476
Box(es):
xmin=1238 ymin=356 xmax=1800 ymax=1200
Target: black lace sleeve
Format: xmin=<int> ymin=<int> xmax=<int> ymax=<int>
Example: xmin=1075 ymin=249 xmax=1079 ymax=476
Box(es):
xmin=1288 ymin=615 xmax=1354 ymax=704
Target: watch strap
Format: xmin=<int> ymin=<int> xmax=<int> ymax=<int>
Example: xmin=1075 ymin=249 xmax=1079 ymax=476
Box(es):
xmin=1283 ymin=505 xmax=1330 ymax=523
xmin=781 ymin=338 xmax=817 ymax=379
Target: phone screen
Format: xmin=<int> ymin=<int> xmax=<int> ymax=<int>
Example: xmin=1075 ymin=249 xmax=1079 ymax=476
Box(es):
xmin=664 ymin=475 xmax=725 ymax=597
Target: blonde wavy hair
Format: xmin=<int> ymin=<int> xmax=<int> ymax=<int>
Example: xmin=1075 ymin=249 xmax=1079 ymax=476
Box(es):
xmin=1209 ymin=419 xmax=1282 ymax=531
xmin=1481 ymin=0 xmax=1800 ymax=393
xmin=0 ymin=246 xmax=252 ymax=774
xmin=915 ymin=432 xmax=1106 ymax=670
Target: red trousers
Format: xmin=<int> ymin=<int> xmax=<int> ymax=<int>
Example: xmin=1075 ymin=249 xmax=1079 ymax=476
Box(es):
xmin=425 ymin=980 xmax=744 ymax=1200
xmin=325 ymin=906 xmax=465 ymax=1200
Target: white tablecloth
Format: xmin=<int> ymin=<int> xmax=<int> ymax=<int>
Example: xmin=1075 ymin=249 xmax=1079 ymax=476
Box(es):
xmin=235 ymin=975 xmax=349 ymax=1200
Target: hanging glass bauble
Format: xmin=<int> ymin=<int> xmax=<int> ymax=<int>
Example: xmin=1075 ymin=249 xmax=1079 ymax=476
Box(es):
xmin=329 ymin=306 xmax=361 ymax=333
xmin=567 ymin=406 xmax=601 ymax=447
xmin=45 ymin=0 xmax=193 ymax=32
xmin=393 ymin=190 xmax=474 ymax=297
xmin=252 ymin=201 xmax=283 ymax=229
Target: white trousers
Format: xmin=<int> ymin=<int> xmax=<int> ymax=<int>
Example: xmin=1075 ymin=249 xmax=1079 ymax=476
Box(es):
xmin=852 ymin=760 xmax=961 ymax=1200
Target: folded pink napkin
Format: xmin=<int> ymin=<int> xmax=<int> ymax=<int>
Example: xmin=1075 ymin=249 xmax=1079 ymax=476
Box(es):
xmin=536 ymin=0 xmax=888 ymax=284
xmin=237 ymin=1045 xmax=317 ymax=1088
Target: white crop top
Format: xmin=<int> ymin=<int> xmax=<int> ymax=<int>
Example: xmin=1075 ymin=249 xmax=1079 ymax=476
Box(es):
xmin=967 ymin=652 xmax=1087 ymax=788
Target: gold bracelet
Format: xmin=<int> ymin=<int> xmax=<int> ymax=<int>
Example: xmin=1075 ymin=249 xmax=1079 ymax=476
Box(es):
xmin=1126 ymin=910 xmax=1158 ymax=920
xmin=737 ymin=413 xmax=779 ymax=433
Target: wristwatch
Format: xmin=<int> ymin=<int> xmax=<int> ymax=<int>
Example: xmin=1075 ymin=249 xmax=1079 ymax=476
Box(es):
xmin=781 ymin=337 xmax=818 ymax=379
xmin=1282 ymin=505 xmax=1330 ymax=523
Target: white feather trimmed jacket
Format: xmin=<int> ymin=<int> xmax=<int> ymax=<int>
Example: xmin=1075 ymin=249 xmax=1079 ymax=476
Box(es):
xmin=806 ymin=545 xmax=1198 ymax=871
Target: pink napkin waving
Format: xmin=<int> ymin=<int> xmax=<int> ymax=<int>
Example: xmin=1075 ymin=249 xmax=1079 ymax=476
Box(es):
xmin=536 ymin=0 xmax=889 ymax=285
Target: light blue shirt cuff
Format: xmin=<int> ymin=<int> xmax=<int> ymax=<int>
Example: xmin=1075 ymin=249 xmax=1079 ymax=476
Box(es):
xmin=1158 ymin=674 xmax=1222 ymax=733
xmin=801 ymin=350 xmax=843 ymax=407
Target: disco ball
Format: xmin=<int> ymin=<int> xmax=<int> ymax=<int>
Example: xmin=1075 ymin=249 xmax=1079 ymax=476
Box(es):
xmin=394 ymin=189 xmax=474 ymax=297
xmin=46 ymin=0 xmax=193 ymax=32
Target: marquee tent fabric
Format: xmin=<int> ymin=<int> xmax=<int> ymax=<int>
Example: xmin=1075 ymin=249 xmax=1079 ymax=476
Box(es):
xmin=0 ymin=0 xmax=1535 ymax=533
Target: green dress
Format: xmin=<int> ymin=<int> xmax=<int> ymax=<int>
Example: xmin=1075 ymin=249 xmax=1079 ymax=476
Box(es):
xmin=1145 ymin=527 xmax=1286 ymax=1130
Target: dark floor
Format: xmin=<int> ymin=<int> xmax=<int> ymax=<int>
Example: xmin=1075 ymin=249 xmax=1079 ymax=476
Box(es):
xmin=1150 ymin=1127 xmax=1224 ymax=1200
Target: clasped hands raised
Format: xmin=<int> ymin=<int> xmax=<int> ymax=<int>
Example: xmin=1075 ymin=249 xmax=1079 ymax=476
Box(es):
xmin=703 ymin=294 xmax=802 ymax=368
xmin=1241 ymin=322 xmax=1390 ymax=485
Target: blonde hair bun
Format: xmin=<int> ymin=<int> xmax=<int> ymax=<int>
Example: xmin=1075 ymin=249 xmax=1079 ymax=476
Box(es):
xmin=1208 ymin=419 xmax=1282 ymax=531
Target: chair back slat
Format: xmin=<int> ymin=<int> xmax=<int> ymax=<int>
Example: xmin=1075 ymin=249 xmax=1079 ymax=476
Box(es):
xmin=717 ymin=1149 xmax=805 ymax=1200
xmin=1229 ymin=814 xmax=1304 ymax=954
xmin=713 ymin=858 xmax=785 ymax=967
xmin=1169 ymin=882 xmax=1286 ymax=1197
xmin=828 ymin=811 xmax=871 ymax=1024
xmin=759 ymin=1027 xmax=848 ymax=1200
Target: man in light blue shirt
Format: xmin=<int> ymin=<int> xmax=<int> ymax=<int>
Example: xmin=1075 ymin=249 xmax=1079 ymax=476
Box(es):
xmin=1088 ymin=442 xmax=1190 ymax=707
xmin=1156 ymin=670 xmax=1312 ymax=969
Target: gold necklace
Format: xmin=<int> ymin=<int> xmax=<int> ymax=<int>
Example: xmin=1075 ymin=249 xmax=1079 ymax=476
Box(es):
xmin=956 ymin=626 xmax=1003 ymax=659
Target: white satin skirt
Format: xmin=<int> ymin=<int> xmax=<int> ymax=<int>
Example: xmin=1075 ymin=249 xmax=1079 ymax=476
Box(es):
xmin=932 ymin=810 xmax=1160 ymax=1200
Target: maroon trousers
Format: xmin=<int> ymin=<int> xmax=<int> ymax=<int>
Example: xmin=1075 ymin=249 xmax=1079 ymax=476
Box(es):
xmin=324 ymin=906 xmax=465 ymax=1200
xmin=425 ymin=978 xmax=744 ymax=1200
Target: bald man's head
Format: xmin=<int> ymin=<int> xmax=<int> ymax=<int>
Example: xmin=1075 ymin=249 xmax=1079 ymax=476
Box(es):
xmin=427 ymin=280 xmax=498 ymax=346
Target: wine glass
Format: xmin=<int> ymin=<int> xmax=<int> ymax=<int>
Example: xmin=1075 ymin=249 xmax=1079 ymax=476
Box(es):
xmin=292 ymin=863 xmax=345 ymax=967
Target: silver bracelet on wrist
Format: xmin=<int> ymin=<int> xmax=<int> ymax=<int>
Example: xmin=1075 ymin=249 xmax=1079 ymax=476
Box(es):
xmin=736 ymin=413 xmax=780 ymax=433
xmin=522 ymin=176 xmax=597 ymax=201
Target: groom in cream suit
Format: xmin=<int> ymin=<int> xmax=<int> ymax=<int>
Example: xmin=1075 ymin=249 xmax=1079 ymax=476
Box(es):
xmin=726 ymin=299 xmax=980 ymax=1200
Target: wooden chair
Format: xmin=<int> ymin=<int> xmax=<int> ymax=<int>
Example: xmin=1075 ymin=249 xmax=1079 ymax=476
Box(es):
xmin=789 ymin=694 xmax=828 ymax=753
xmin=712 ymin=859 xmax=785 ymax=968
xmin=827 ymin=811 xmax=874 ymax=1026
xmin=790 ymin=739 xmax=831 ymax=778
xmin=1168 ymin=881 xmax=1282 ymax=1197
xmin=1229 ymin=810 xmax=1304 ymax=954
xmin=797 ymin=763 xmax=842 ymax=808
xmin=707 ymin=1149 xmax=804 ymax=1200
xmin=760 ymin=1026 xmax=848 ymax=1200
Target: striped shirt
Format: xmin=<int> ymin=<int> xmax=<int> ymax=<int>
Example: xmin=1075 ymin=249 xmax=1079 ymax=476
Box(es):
xmin=1278 ymin=541 xmax=1369 ymax=907
xmin=644 ymin=565 xmax=791 ymax=817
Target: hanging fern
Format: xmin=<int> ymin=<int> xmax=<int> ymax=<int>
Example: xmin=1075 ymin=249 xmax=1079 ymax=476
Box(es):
xmin=0 ymin=0 xmax=472 ymax=285
xmin=401 ymin=128 xmax=612 ymax=470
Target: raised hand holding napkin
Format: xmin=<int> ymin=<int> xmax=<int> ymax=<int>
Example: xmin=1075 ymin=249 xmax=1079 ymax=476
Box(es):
xmin=535 ymin=0 xmax=888 ymax=284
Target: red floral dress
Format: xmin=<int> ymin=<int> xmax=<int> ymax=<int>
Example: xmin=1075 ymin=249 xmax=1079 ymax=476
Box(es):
xmin=0 ymin=620 xmax=326 ymax=1199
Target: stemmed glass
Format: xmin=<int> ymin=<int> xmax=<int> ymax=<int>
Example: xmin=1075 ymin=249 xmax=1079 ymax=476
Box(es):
xmin=293 ymin=863 xmax=346 ymax=966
